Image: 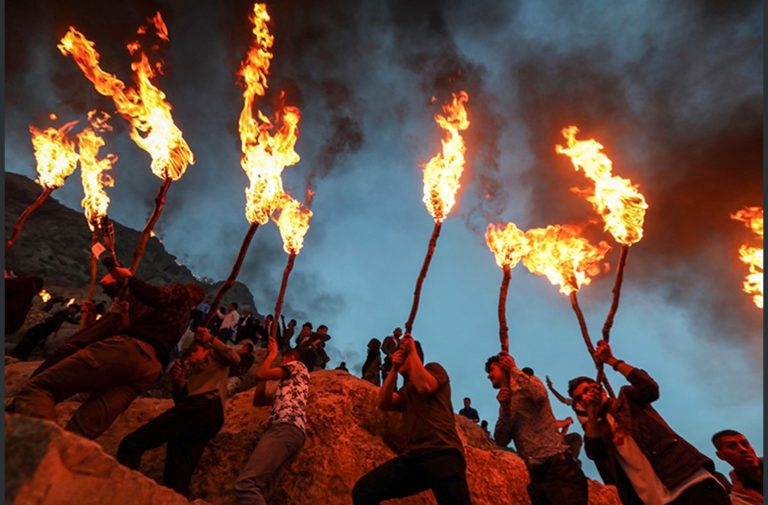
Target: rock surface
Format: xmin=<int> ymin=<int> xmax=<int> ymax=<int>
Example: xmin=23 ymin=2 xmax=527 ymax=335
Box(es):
xmin=5 ymin=362 xmax=621 ymax=505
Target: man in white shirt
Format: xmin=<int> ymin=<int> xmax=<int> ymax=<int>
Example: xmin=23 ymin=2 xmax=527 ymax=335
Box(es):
xmin=218 ymin=302 xmax=240 ymax=343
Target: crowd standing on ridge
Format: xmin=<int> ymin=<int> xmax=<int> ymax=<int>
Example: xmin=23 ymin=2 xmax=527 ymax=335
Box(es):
xmin=4 ymin=269 xmax=761 ymax=505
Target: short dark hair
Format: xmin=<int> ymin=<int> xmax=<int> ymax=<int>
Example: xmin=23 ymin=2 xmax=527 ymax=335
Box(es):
xmin=463 ymin=397 xmax=470 ymax=402
xmin=303 ymin=322 xmax=313 ymax=329
xmin=568 ymin=376 xmax=599 ymax=397
xmin=289 ymin=319 xmax=296 ymax=325
xmin=522 ymin=367 xmax=534 ymax=376
xmin=414 ymin=340 xmax=424 ymax=363
xmin=712 ymin=429 xmax=744 ymax=450
xmin=485 ymin=355 xmax=501 ymax=373
xmin=242 ymin=343 xmax=255 ymax=352
xmin=230 ymin=302 xmax=239 ymax=310
xmin=318 ymin=324 xmax=328 ymax=331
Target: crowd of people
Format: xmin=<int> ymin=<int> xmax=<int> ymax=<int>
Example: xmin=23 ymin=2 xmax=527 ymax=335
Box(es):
xmin=4 ymin=269 xmax=762 ymax=505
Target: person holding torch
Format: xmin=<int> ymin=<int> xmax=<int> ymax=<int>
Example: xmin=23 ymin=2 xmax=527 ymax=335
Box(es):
xmin=352 ymin=334 xmax=472 ymax=505
xmin=485 ymin=352 xmax=588 ymax=504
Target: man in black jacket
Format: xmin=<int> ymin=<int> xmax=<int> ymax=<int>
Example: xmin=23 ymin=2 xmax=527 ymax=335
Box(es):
xmin=10 ymin=266 xmax=204 ymax=439
xmin=569 ymin=340 xmax=730 ymax=505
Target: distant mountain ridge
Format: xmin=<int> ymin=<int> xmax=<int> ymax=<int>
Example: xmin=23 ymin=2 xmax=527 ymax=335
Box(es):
xmin=4 ymin=172 xmax=256 ymax=310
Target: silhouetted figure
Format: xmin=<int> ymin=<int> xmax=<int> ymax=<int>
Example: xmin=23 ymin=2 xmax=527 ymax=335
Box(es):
xmin=362 ymin=338 xmax=382 ymax=386
xmin=335 ymin=361 xmax=349 ymax=372
xmin=5 ymin=275 xmax=43 ymax=335
xmin=458 ymin=397 xmax=480 ymax=423
xmin=11 ymin=303 xmax=80 ymax=360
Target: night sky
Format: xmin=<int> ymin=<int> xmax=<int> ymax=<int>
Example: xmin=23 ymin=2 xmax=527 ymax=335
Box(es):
xmin=5 ymin=0 xmax=763 ymax=480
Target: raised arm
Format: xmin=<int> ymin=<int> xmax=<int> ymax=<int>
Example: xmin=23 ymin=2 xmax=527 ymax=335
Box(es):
xmin=253 ymin=337 xmax=290 ymax=381
xmin=594 ymin=340 xmax=659 ymax=405
xmin=196 ymin=328 xmax=240 ymax=367
xmin=400 ymin=336 xmax=438 ymax=395
xmin=378 ymin=347 xmax=405 ymax=411
xmin=546 ymin=375 xmax=573 ymax=406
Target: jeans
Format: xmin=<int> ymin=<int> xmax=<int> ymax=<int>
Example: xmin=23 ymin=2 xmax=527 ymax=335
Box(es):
xmin=235 ymin=423 xmax=306 ymax=505
xmin=527 ymin=452 xmax=588 ymax=505
xmin=353 ymin=449 xmax=472 ymax=505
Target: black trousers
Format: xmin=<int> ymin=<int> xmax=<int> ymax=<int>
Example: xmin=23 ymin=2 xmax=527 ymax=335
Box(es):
xmin=116 ymin=392 xmax=224 ymax=497
xmin=11 ymin=322 xmax=59 ymax=360
xmin=353 ymin=449 xmax=472 ymax=505
xmin=527 ymin=452 xmax=588 ymax=505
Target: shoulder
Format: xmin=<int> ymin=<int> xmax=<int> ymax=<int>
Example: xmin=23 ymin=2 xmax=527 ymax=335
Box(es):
xmin=282 ymin=360 xmax=309 ymax=380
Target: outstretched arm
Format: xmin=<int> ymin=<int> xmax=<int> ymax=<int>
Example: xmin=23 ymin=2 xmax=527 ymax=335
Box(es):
xmin=594 ymin=340 xmax=658 ymax=404
xmin=546 ymin=375 xmax=573 ymax=406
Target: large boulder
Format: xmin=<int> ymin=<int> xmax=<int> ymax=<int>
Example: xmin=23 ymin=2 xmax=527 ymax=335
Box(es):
xmin=5 ymin=364 xmax=621 ymax=505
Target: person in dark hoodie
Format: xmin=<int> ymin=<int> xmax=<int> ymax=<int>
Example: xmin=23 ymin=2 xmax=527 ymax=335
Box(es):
xmin=568 ymin=340 xmax=730 ymax=505
xmin=10 ymin=265 xmax=204 ymax=440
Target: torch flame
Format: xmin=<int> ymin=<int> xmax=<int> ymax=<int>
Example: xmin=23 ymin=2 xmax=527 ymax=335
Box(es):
xmin=422 ymin=91 xmax=470 ymax=222
xmin=556 ymin=126 xmax=648 ymax=245
xmin=78 ymin=128 xmax=116 ymax=230
xmin=485 ymin=222 xmax=529 ymax=269
xmin=522 ymin=224 xmax=611 ymax=295
xmin=58 ymin=21 xmax=194 ymax=181
xmin=274 ymin=194 xmax=313 ymax=255
xmin=237 ymin=3 xmax=301 ymax=225
xmin=39 ymin=289 xmax=52 ymax=303
xmin=731 ymin=207 xmax=763 ymax=309
xmin=29 ymin=120 xmax=80 ymax=189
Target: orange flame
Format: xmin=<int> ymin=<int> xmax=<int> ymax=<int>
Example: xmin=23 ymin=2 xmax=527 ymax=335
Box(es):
xmin=522 ymin=224 xmax=611 ymax=295
xmin=556 ymin=126 xmax=648 ymax=245
xmin=29 ymin=120 xmax=80 ymax=189
xmin=485 ymin=222 xmax=529 ymax=269
xmin=274 ymin=194 xmax=313 ymax=255
xmin=422 ymin=91 xmax=470 ymax=222
xmin=58 ymin=20 xmax=194 ymax=181
xmin=39 ymin=289 xmax=52 ymax=303
xmin=731 ymin=207 xmax=763 ymax=309
xmin=78 ymin=123 xmax=117 ymax=230
xmin=237 ymin=4 xmax=301 ymax=225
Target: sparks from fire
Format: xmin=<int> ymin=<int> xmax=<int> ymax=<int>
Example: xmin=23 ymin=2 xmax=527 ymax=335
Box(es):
xmin=731 ymin=207 xmax=763 ymax=309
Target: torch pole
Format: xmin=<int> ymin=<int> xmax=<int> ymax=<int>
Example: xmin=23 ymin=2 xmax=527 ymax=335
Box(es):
xmin=270 ymin=252 xmax=297 ymax=340
xmin=498 ymin=266 xmax=512 ymax=353
xmin=79 ymin=227 xmax=101 ymax=330
xmin=602 ymin=244 xmax=629 ymax=343
xmin=569 ymin=291 xmax=615 ymax=398
xmin=405 ymin=221 xmax=442 ymax=334
xmin=5 ymin=187 xmax=54 ymax=252
xmin=202 ymin=222 xmax=260 ymax=328
xmin=129 ymin=177 xmax=172 ymax=273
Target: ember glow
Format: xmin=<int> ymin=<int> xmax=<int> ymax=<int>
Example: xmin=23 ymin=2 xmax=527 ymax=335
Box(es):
xmin=274 ymin=194 xmax=313 ymax=255
xmin=38 ymin=290 xmax=51 ymax=303
xmin=78 ymin=125 xmax=116 ymax=230
xmin=422 ymin=91 xmax=470 ymax=222
xmin=29 ymin=120 xmax=80 ymax=189
xmin=58 ymin=19 xmax=194 ymax=181
xmin=731 ymin=207 xmax=763 ymax=309
xmin=485 ymin=222 xmax=529 ymax=269
xmin=556 ymin=126 xmax=648 ymax=245
xmin=522 ymin=225 xmax=611 ymax=295
xmin=238 ymin=4 xmax=301 ymax=225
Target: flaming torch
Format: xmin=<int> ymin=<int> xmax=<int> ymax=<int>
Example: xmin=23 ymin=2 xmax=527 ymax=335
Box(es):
xmin=269 ymin=194 xmax=313 ymax=340
xmin=485 ymin=223 xmax=529 ymax=353
xmin=78 ymin=111 xmax=117 ymax=328
xmin=405 ymin=91 xmax=470 ymax=334
xmin=522 ymin=224 xmax=615 ymax=396
xmin=202 ymin=3 xmax=302 ymax=329
xmin=731 ymin=207 xmax=763 ymax=309
xmin=58 ymin=13 xmax=194 ymax=273
xmin=6 ymin=120 xmax=79 ymax=252
xmin=556 ymin=126 xmax=648 ymax=343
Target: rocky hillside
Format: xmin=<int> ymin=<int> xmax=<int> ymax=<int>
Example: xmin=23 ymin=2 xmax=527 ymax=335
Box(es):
xmin=5 ymin=172 xmax=256 ymax=324
xmin=5 ymin=364 xmax=621 ymax=505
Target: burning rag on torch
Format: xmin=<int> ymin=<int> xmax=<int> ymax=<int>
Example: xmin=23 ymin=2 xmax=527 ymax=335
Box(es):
xmin=58 ymin=14 xmax=194 ymax=274
xmin=485 ymin=222 xmax=529 ymax=353
xmin=203 ymin=2 xmax=303 ymax=330
xmin=6 ymin=120 xmax=80 ymax=252
xmin=405 ymin=91 xmax=470 ymax=334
